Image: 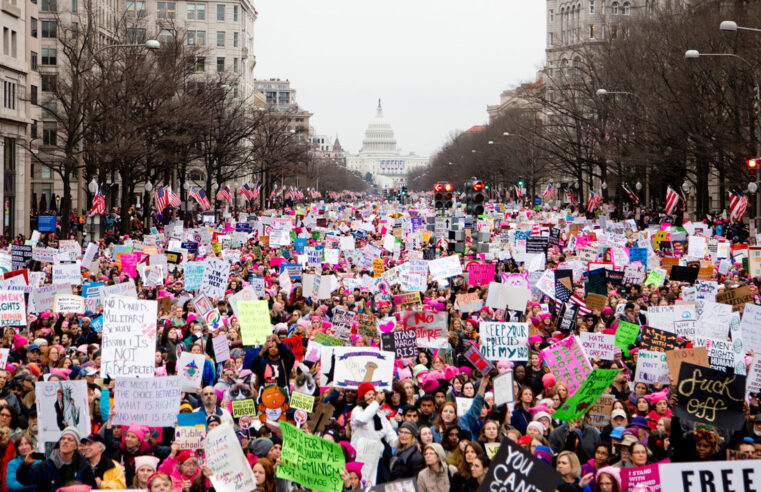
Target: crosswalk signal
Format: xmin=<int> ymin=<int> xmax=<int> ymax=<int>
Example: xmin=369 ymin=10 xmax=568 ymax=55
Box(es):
xmin=748 ymin=158 xmax=759 ymax=177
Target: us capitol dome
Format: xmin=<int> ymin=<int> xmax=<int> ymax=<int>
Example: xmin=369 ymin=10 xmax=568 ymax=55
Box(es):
xmin=346 ymin=100 xmax=429 ymax=190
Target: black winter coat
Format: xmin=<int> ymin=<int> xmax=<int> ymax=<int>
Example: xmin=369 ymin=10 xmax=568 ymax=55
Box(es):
xmin=389 ymin=445 xmax=425 ymax=481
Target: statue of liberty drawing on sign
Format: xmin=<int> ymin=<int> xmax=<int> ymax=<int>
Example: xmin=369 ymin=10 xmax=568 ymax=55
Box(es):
xmin=54 ymin=383 xmax=81 ymax=430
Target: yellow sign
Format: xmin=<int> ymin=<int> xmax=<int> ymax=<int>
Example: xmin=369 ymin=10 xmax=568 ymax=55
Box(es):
xmin=237 ymin=300 xmax=272 ymax=346
xmin=289 ymin=392 xmax=315 ymax=413
xmin=373 ymin=258 xmax=385 ymax=277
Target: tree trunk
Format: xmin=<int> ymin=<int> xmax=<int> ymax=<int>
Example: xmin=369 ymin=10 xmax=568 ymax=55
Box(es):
xmin=60 ymin=170 xmax=72 ymax=238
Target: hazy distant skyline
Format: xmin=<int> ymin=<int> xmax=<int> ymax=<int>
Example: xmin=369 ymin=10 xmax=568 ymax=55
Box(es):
xmin=254 ymin=0 xmax=546 ymax=157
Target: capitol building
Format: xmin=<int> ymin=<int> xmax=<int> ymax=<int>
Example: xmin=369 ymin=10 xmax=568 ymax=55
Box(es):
xmin=346 ymin=101 xmax=429 ymax=190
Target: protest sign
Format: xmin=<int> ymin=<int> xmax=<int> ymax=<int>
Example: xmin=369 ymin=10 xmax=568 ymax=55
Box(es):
xmin=585 ymin=293 xmax=608 ymax=312
xmin=357 ymin=314 xmax=378 ymax=340
xmin=673 ymin=362 xmax=746 ymax=430
xmin=205 ymin=423 xmax=257 ymax=492
xmin=540 ymin=335 xmax=592 ymax=395
xmin=314 ymin=331 xmax=346 ymax=347
xmin=587 ymin=394 xmax=615 ymax=431
xmin=401 ymin=310 xmax=448 ymax=349
xmin=740 ymin=303 xmax=761 ymax=353
xmin=463 ymin=344 xmax=495 ymax=376
xmin=11 ymin=244 xmax=33 ymax=270
xmin=615 ymin=320 xmax=641 ymax=357
xmin=726 ymin=449 xmax=754 ymax=460
xmin=237 ymin=300 xmax=272 ymax=346
xmin=231 ymin=399 xmax=257 ymax=418
xmin=665 ymin=347 xmax=708 ymax=379
xmin=212 ymin=335 xmax=230 ymax=362
xmin=553 ymin=368 xmax=620 ymax=422
xmin=468 ymin=262 xmax=496 ymax=286
xmin=111 ymin=377 xmax=181 ymax=427
xmin=36 ymin=380 xmax=91 ymax=450
xmin=0 ymin=290 xmax=26 ymax=326
xmin=478 ymin=438 xmax=563 ymax=492
xmin=101 ymin=297 xmax=157 ymax=378
xmin=278 ymin=421 xmax=345 ymax=492
xmin=178 ymin=352 xmax=207 ymax=392
xmin=175 ymin=411 xmax=206 ymax=450
xmin=54 ymin=294 xmax=85 ymax=314
xmin=659 ymin=461 xmax=761 ymax=492
xmin=52 ymin=262 xmax=82 ymax=285
xmin=100 ymin=279 xmax=137 ymax=299
xmin=493 ymin=370 xmax=514 ymax=407
xmin=579 ymin=332 xmax=615 ymax=360
xmin=330 ymin=307 xmax=356 ymax=341
xmin=290 ymin=391 xmax=315 ymax=413
xmin=380 ymin=329 xmax=418 ymax=360
xmin=621 ymin=462 xmax=665 ymax=492
xmin=183 ymin=261 xmax=204 ymax=291
xmin=456 ymin=292 xmax=484 ymax=313
xmin=428 ymin=254 xmax=462 ymax=278
xmin=478 ymin=322 xmax=528 ymax=361
xmin=634 ymin=350 xmax=670 ymax=385
xmin=200 ymin=257 xmax=230 ymax=300
xmin=716 ymin=285 xmax=754 ymax=312
xmin=0 ymin=348 xmax=7 ymax=370
xmin=321 ymin=347 xmax=395 ymax=390
xmin=640 ymin=326 xmax=678 ymax=352
xmin=372 ymin=258 xmax=384 ymax=277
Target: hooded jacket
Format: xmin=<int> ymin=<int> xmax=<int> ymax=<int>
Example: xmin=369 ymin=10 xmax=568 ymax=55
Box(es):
xmin=16 ymin=450 xmax=97 ymax=492
xmin=416 ymin=443 xmax=458 ymax=492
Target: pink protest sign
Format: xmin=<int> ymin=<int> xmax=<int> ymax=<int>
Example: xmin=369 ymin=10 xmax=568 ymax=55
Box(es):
xmin=620 ymin=461 xmax=667 ymax=492
xmin=270 ymin=257 xmax=285 ymax=268
xmin=121 ymin=254 xmax=137 ymax=278
xmin=467 ymin=263 xmax=496 ymax=287
xmin=540 ymin=335 xmax=592 ymax=396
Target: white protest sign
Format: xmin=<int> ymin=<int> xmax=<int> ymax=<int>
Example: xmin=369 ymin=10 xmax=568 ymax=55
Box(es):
xmin=320 ymin=347 xmax=395 ymax=391
xmin=32 ymin=247 xmax=58 ymax=263
xmin=634 ymin=350 xmax=669 ymax=384
xmin=28 ymin=284 xmax=69 ymax=313
xmin=493 ymin=370 xmax=515 ymax=407
xmin=204 ymin=423 xmax=257 ymax=492
xmin=112 ymin=377 xmax=182 ymax=427
xmin=101 ymin=279 xmax=138 ymax=299
xmin=579 ymin=332 xmax=616 ymax=360
xmin=54 ymin=295 xmax=85 ymax=314
xmin=82 ymin=243 xmax=99 ymax=270
xmin=229 ymin=286 xmax=258 ymax=320
xmin=175 ymin=425 xmax=206 ymax=450
xmin=740 ymin=303 xmax=761 ymax=353
xmin=0 ymin=290 xmax=26 ymax=327
xmin=35 ymin=380 xmax=90 ymax=449
xmin=0 ymin=348 xmax=8 ymax=369
xmin=213 ymin=335 xmax=230 ymax=362
xmin=52 ymin=262 xmax=82 ymax=285
xmin=427 ymin=255 xmax=462 ymax=279
xmin=200 ymin=257 xmax=230 ymax=301
xmin=478 ymin=322 xmax=528 ymax=361
xmin=101 ymin=297 xmax=157 ymax=378
xmin=178 ymin=352 xmax=207 ymax=392
xmin=659 ymin=461 xmax=761 ymax=492
xmin=456 ymin=397 xmax=474 ymax=416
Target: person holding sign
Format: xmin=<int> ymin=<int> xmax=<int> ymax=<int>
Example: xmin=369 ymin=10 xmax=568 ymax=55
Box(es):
xmin=350 ymin=382 xmax=398 ymax=481
xmin=157 ymin=443 xmax=212 ymax=492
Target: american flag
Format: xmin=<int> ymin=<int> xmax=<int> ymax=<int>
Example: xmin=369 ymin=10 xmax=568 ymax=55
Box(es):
xmin=238 ymin=184 xmax=255 ymax=200
xmin=587 ymin=190 xmax=602 ymax=212
xmin=543 ymin=183 xmax=554 ymax=200
xmin=88 ymin=184 xmax=108 ymax=216
xmin=664 ymin=186 xmax=680 ymax=215
xmin=269 ymin=184 xmax=280 ymax=200
xmin=216 ymin=185 xmax=232 ymax=205
xmin=565 ymin=188 xmax=578 ymax=204
xmin=569 ymin=294 xmax=592 ymax=315
xmin=621 ymin=183 xmax=640 ymax=204
xmin=167 ymin=187 xmax=182 ymax=207
xmin=189 ymin=187 xmax=211 ymax=210
xmin=154 ymin=186 xmax=169 ymax=214
xmin=514 ymin=185 xmax=524 ymax=199
xmin=729 ymin=191 xmax=748 ymax=223
xmin=250 ymin=184 xmax=261 ymax=202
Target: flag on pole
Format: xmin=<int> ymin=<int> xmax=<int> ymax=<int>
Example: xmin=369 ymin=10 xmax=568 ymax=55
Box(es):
xmin=621 ymin=183 xmax=641 ymax=204
xmin=543 ymin=183 xmax=553 ymax=200
xmin=664 ymin=186 xmax=680 ymax=215
xmin=239 ymin=184 xmax=254 ymax=200
xmin=729 ymin=191 xmax=748 ymax=223
xmin=251 ymin=184 xmax=261 ymax=202
xmin=88 ymin=184 xmax=108 ymax=217
xmin=167 ymin=187 xmax=182 ymax=207
xmin=565 ymin=188 xmax=578 ymax=204
xmin=216 ymin=185 xmax=232 ymax=205
xmin=154 ymin=186 xmax=169 ymax=214
xmin=587 ymin=190 xmax=603 ymax=212
xmin=189 ymin=187 xmax=211 ymax=210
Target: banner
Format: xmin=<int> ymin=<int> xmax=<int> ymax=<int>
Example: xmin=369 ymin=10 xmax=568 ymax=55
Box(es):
xmin=278 ymin=421 xmax=346 ymax=492
xmin=237 ymin=300 xmax=272 ymax=346
xmin=478 ymin=438 xmax=563 ymax=492
xmin=112 ymin=377 xmax=182 ymax=427
xmin=205 ymin=422 xmax=257 ymax=492
xmin=478 ymin=322 xmax=528 ymax=361
xmin=659 ymin=460 xmax=761 ymax=492
xmin=552 ymin=368 xmax=620 ymax=422
xmin=101 ymin=297 xmax=157 ymax=378
xmin=321 ymin=347 xmax=395 ymax=390
xmin=673 ymin=362 xmax=746 ymax=430
xmin=36 ymin=380 xmax=91 ymax=449
xmin=540 ymin=335 xmax=592 ymax=395
xmin=0 ymin=290 xmax=26 ymax=326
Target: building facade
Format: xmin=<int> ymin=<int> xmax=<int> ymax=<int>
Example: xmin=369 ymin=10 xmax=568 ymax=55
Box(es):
xmin=254 ymin=78 xmax=311 ymax=143
xmin=346 ymin=100 xmax=428 ymax=190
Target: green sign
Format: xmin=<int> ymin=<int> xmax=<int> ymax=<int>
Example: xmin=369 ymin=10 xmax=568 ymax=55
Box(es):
xmin=553 ymin=369 xmax=620 ymax=422
xmin=615 ymin=320 xmax=640 ymax=357
xmin=313 ymin=331 xmax=346 ymax=347
xmin=231 ymin=398 xmax=256 ymax=418
xmin=277 ymin=422 xmax=345 ymax=492
xmin=237 ymin=300 xmax=272 ymax=346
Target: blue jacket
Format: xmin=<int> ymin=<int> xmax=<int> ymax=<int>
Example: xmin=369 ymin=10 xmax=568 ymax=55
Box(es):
xmin=432 ymin=394 xmax=485 ymax=443
xmin=510 ymin=405 xmax=533 ymax=434
xmin=5 ymin=457 xmax=37 ymax=492
xmin=17 ymin=451 xmax=97 ymax=492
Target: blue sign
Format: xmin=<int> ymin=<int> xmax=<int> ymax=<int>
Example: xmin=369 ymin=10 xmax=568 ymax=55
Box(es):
xmin=280 ymin=263 xmax=302 ymax=281
xmin=295 ymin=237 xmax=307 ymax=253
xmin=535 ymin=198 xmax=542 ymax=205
xmin=181 ymin=241 xmax=199 ymax=254
xmin=235 ymin=222 xmax=251 ymax=232
xmin=37 ymin=215 xmax=57 ymax=233
xmin=90 ymin=315 xmax=103 ymax=332
xmin=82 ymin=281 xmax=104 ymax=298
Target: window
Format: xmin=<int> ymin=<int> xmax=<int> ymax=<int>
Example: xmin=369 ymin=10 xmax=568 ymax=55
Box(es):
xmin=159 ymin=28 xmax=174 ymax=41
xmin=41 ymin=101 xmax=56 ymax=119
xmin=41 ymin=74 xmax=56 ymax=91
xmin=549 ymin=32 xmax=554 ymax=45
xmin=41 ymin=21 xmax=56 ymax=38
xmin=549 ymin=8 xmax=554 ymax=21
xmin=72 ymin=0 xmax=76 ymax=11
xmin=622 ymin=1 xmax=630 ymax=14
xmin=195 ymin=57 xmax=205 ymax=72
xmin=187 ymin=30 xmax=205 ymax=46
xmin=71 ymin=22 xmax=77 ymax=38
xmin=41 ymin=48 xmax=56 ymax=65
xmin=217 ymin=4 xmax=224 ymax=20
xmin=216 ymin=56 xmax=224 ymax=72
xmin=41 ymin=165 xmax=51 ymax=178
xmin=233 ymin=31 xmax=238 ymax=47
xmin=4 ymin=138 xmax=15 ymax=171
xmin=233 ymin=57 xmax=238 ymax=73
xmin=611 ymin=1 xmax=618 ymax=14
xmin=265 ymin=91 xmax=276 ymax=105
xmin=187 ymin=3 xmax=204 ymax=19
xmin=3 ymin=81 xmax=16 ymax=110
xmin=589 ymin=0 xmax=594 ymax=13
xmin=31 ymin=121 xmax=37 ymax=139
xmin=40 ymin=0 xmax=56 ymax=11
xmin=278 ymin=92 xmax=289 ymax=105
xmin=126 ymin=0 xmax=146 ymax=16
xmin=43 ymin=127 xmax=56 ymax=146
xmin=3 ymin=29 xmax=7 ymax=56
xmin=11 ymin=31 xmax=16 ymax=58
xmin=217 ymin=31 xmax=224 ymax=46
xmin=31 ymin=85 xmax=38 ymax=105
xmin=157 ymin=2 xmax=175 ymax=18
xmin=610 ymin=25 xmax=618 ymax=38
xmin=589 ymin=24 xmax=595 ymax=38
xmin=127 ymin=28 xmax=146 ymax=44
xmin=31 ymin=51 xmax=38 ymax=70
xmin=233 ymin=5 xmax=238 ymax=21
xmin=31 ymin=18 xmax=37 ymax=38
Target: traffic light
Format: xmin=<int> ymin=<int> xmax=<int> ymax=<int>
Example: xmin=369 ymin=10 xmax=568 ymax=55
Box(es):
xmin=518 ymin=178 xmax=525 ymax=187
xmin=748 ymin=158 xmax=759 ymax=176
xmin=464 ymin=178 xmax=486 ymax=215
xmin=434 ymin=182 xmax=453 ymax=209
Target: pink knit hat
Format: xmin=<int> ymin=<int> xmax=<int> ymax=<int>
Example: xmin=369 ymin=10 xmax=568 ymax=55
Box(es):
xmin=597 ymin=466 xmax=622 ymax=485
xmin=13 ymin=334 xmax=28 ymax=350
xmin=126 ymin=424 xmax=148 ymax=442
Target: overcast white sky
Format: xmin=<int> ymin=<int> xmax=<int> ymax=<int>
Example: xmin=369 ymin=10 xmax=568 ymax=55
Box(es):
xmin=254 ymin=0 xmax=547 ymax=157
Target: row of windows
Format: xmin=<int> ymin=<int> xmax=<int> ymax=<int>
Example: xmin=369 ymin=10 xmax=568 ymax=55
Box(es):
xmin=131 ymin=1 xmax=240 ymax=21
xmin=549 ymin=0 xmax=632 ymax=21
xmin=186 ymin=30 xmax=239 ymax=47
xmin=2 ymin=28 xmax=17 ymax=58
xmin=549 ymin=23 xmax=627 ymax=45
xmin=191 ymin=56 xmax=239 ymax=73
